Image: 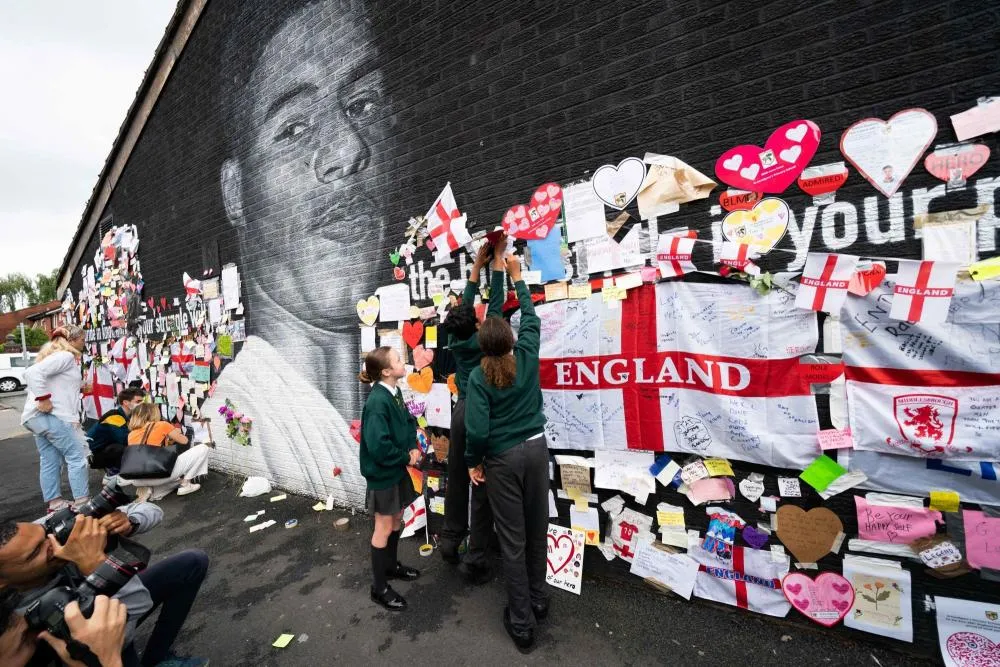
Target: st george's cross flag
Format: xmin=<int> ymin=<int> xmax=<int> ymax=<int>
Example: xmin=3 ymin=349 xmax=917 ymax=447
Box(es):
xmin=719 ymin=242 xmax=760 ymax=276
xmin=520 ymin=281 xmax=821 ymax=470
xmin=655 ymin=234 xmax=697 ymax=279
xmin=687 ymin=534 xmax=791 ymax=617
xmin=82 ymin=364 xmax=117 ymax=421
xmin=889 ymin=259 xmax=959 ymax=324
xmin=795 ymin=252 xmax=858 ymax=313
xmin=424 ymin=182 xmax=471 ymax=262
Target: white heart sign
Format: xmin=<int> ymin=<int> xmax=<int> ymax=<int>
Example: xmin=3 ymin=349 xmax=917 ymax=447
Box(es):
xmin=592 ymin=157 xmax=646 ymax=210
xmin=840 ymin=108 xmax=938 ymax=197
xmin=739 ymin=478 xmax=765 ymax=502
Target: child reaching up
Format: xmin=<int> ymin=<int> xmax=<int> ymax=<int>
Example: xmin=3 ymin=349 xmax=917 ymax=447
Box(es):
xmin=358 ymin=347 xmax=422 ymax=611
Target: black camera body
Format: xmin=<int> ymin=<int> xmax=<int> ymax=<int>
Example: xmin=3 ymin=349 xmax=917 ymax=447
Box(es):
xmin=22 ymin=484 xmax=151 ymax=641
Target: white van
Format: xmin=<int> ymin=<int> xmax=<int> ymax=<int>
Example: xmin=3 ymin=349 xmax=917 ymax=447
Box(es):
xmin=0 ymin=352 xmax=36 ymax=393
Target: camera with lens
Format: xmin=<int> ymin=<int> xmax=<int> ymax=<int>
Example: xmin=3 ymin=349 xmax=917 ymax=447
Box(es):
xmin=21 ymin=483 xmax=151 ymax=641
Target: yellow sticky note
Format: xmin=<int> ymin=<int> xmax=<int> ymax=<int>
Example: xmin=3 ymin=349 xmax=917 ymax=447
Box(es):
xmin=544 ymin=282 xmax=568 ymax=301
xmin=657 ymin=510 xmax=684 ymax=527
xmin=929 ymin=490 xmax=960 ymax=513
xmin=568 ymin=283 xmax=592 ymax=299
xmin=425 ymin=326 xmax=438 ymax=349
xmin=970 ymin=255 xmax=1000 ymax=281
xmin=272 ymin=634 xmax=295 ymax=648
xmin=601 ymin=286 xmax=626 ymax=302
xmin=573 ymin=496 xmax=589 ymax=512
xmin=703 ymin=458 xmax=734 ymax=477
xmin=417 ymin=416 xmax=428 ymax=428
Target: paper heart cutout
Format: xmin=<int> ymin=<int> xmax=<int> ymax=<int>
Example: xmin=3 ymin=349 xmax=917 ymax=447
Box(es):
xmin=721 ymin=197 xmax=790 ymax=253
xmin=407 ymin=367 xmax=433 ymax=393
xmin=781 ymin=572 xmax=855 ymax=627
xmin=797 ymin=163 xmax=849 ymax=197
xmin=715 ymin=120 xmax=821 ymax=193
xmin=720 ymin=189 xmax=762 ymax=212
xmin=840 ymin=108 xmax=938 ymax=197
xmin=592 ymin=157 xmax=646 ymax=210
xmin=502 ymin=183 xmax=562 ymax=240
xmin=393 ymin=266 xmax=406 ymax=281
xmin=349 ymin=420 xmax=361 ymax=443
xmin=389 ymin=251 xmax=400 ymax=265
xmin=546 ymin=533 xmax=576 ymax=575
xmin=739 ymin=478 xmax=765 ymax=502
xmin=447 ymin=373 xmax=458 ymax=395
xmin=775 ymin=505 xmax=843 ymax=564
xmin=412 ymin=345 xmax=434 ymax=370
xmin=742 ymin=525 xmax=769 ymax=549
xmin=947 ymin=632 xmax=1000 ymax=666
xmin=924 ymin=143 xmax=990 ymax=183
xmin=356 ymin=296 xmax=379 ymax=326
xmin=405 ymin=399 xmax=426 ymax=418
xmin=847 ymin=262 xmax=886 ymax=296
xmin=402 ymin=321 xmax=424 ymax=349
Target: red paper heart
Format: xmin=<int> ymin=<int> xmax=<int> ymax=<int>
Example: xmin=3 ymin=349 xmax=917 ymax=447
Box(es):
xmin=848 ymin=262 xmax=887 ymax=296
xmin=546 ymin=533 xmax=575 ymax=574
xmin=502 ymin=183 xmax=563 ymax=240
xmin=402 ymin=321 xmax=424 ymax=349
xmin=393 ymin=266 xmax=405 ymax=281
xmin=349 ymin=420 xmax=361 ymax=443
xmin=720 ymin=189 xmax=762 ymax=212
xmin=715 ymin=120 xmax=821 ymax=193
xmin=924 ymin=144 xmax=990 ymax=183
xmin=797 ymin=165 xmax=849 ymax=196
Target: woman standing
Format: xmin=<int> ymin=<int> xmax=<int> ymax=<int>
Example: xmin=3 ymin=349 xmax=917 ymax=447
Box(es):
xmin=465 ymin=255 xmax=548 ymax=652
xmin=21 ymin=325 xmax=91 ymax=513
xmin=121 ymin=402 xmax=211 ymax=501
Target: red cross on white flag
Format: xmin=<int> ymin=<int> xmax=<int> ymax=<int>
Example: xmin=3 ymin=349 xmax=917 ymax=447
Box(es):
xmin=889 ymin=260 xmax=959 ymax=324
xmin=83 ymin=365 xmax=117 ymax=420
xmin=795 ymin=252 xmax=859 ymax=313
xmin=719 ymin=242 xmax=760 ymax=276
xmin=424 ymin=182 xmax=471 ymax=261
xmin=655 ymin=234 xmax=696 ymax=279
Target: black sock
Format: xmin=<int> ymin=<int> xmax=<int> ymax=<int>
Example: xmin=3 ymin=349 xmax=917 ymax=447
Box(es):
xmin=371 ymin=545 xmax=389 ymax=593
xmin=386 ymin=529 xmax=402 ymax=571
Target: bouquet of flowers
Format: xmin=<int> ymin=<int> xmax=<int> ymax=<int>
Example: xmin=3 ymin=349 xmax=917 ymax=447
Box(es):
xmin=218 ymin=399 xmax=252 ymax=446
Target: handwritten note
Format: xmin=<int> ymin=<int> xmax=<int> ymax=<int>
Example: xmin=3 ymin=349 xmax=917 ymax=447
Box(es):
xmin=568 ymin=282 xmax=592 ymax=299
xmin=929 ymin=490 xmax=960 ymax=513
xmin=629 ymin=542 xmax=699 ymax=600
xmin=963 ymin=510 xmax=1000 ymax=570
xmin=856 ymin=496 xmax=942 ymax=544
xmin=546 ymin=525 xmax=585 ymax=595
xmin=703 ymin=458 xmax=734 ymax=477
xmin=778 ymin=477 xmax=801 ymax=497
xmin=817 ymin=428 xmax=853 ymax=450
xmin=376 ymin=283 xmax=411 ymax=322
xmin=560 ymin=464 xmax=592 ymax=497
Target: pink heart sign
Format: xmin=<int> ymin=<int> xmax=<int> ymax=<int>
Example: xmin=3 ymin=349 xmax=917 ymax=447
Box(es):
xmin=781 ymin=572 xmax=855 ymax=627
xmin=502 ymin=183 xmax=563 ymax=240
xmin=924 ymin=143 xmax=990 ymax=184
xmin=412 ymin=345 xmax=434 ymax=370
xmin=840 ymin=108 xmax=938 ymax=197
xmin=714 ymin=120 xmax=821 ymax=194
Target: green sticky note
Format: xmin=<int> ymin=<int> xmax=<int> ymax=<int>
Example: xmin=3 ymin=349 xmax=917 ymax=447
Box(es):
xmin=272 ymin=634 xmax=295 ymax=648
xmin=799 ymin=455 xmax=847 ymax=493
xmin=217 ymin=335 xmax=233 ymax=359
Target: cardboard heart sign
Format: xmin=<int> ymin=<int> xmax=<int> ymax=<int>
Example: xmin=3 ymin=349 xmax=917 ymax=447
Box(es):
xmin=721 ymin=198 xmax=789 ymax=252
xmin=402 ymin=321 xmax=424 ymax=349
xmin=739 ymin=478 xmax=765 ymax=502
xmin=502 ymin=183 xmax=563 ymax=240
xmin=412 ymin=345 xmax=434 ymax=370
xmin=775 ymin=505 xmax=843 ymax=564
xmin=592 ymin=157 xmax=646 ymax=209
xmin=797 ymin=163 xmax=849 ymax=197
xmin=847 ymin=261 xmax=886 ymax=296
xmin=407 ymin=367 xmax=433 ymax=393
xmin=924 ymin=143 xmax=990 ymax=184
xmin=715 ymin=120 xmax=821 ymax=193
xmin=349 ymin=420 xmax=361 ymax=443
xmin=947 ymin=632 xmax=1000 ymax=666
xmin=782 ymin=572 xmax=855 ymax=627
xmin=356 ymin=296 xmax=379 ymax=326
xmin=840 ymin=108 xmax=938 ymax=197
xmin=720 ymin=189 xmax=762 ymax=212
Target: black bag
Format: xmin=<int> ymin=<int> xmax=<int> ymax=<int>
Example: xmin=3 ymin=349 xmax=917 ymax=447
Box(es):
xmin=119 ymin=424 xmax=180 ymax=480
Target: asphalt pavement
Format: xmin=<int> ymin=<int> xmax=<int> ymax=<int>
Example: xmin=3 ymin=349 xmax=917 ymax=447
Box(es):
xmin=0 ymin=398 xmax=935 ymax=666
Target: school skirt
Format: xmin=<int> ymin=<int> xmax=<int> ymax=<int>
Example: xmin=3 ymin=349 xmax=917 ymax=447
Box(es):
xmin=367 ymin=474 xmax=418 ymax=516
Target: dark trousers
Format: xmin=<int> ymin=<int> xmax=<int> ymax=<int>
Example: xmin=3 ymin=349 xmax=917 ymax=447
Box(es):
xmin=122 ymin=549 xmax=209 ymax=667
xmin=442 ymin=398 xmax=495 ymax=568
xmin=485 ymin=435 xmax=549 ymax=632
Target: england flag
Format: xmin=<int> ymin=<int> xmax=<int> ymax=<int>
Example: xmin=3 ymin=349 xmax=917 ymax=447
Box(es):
xmin=655 ymin=234 xmax=697 ymax=279
xmin=889 ymin=259 xmax=959 ymax=324
xmin=795 ymin=252 xmax=858 ymax=313
xmin=424 ymin=182 xmax=471 ymax=262
xmin=719 ymin=242 xmax=760 ymax=276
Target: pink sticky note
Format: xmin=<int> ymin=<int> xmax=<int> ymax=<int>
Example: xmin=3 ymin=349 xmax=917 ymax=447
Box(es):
xmin=640 ymin=265 xmax=659 ymax=283
xmin=855 ymin=497 xmax=942 ymax=544
xmin=817 ymin=428 xmax=853 ymax=451
xmin=963 ymin=509 xmax=1000 ymax=570
xmin=951 ymin=99 xmax=1000 ymax=141
xmin=685 ymin=477 xmax=735 ymax=505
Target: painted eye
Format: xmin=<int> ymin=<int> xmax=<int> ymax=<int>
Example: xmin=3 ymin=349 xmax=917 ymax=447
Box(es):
xmin=345 ymin=95 xmax=379 ymax=120
xmin=275 ymin=121 xmax=308 ymax=142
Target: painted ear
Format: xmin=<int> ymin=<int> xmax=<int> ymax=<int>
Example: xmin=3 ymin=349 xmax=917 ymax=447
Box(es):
xmin=220 ymin=158 xmax=245 ymax=228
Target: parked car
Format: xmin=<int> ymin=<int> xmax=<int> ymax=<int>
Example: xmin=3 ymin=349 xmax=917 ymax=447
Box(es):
xmin=0 ymin=352 xmax=36 ymax=393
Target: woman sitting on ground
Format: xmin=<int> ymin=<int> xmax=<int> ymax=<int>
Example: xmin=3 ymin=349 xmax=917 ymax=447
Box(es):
xmin=121 ymin=402 xmax=211 ymax=502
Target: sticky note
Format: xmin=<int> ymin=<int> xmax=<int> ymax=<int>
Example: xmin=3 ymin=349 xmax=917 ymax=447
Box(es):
xmin=272 ymin=634 xmax=295 ymax=648
xmin=614 ymin=272 xmax=643 ymax=290
xmin=817 ymin=428 xmax=853 ymax=450
xmin=969 ymin=255 xmax=1000 ymax=281
xmin=568 ymin=283 xmax=592 ymax=299
xmin=929 ymin=490 xmax=960 ymax=513
xmin=424 ymin=326 xmax=438 ymax=349
xmin=657 ymin=510 xmax=684 ymax=527
xmin=798 ymin=455 xmax=846 ymax=493
xmin=641 ymin=265 xmax=658 ymax=282
xmin=703 ymin=458 xmax=734 ymax=477
xmin=544 ymin=282 xmax=568 ymax=301
xmin=601 ymin=285 xmax=626 ymax=302
xmin=417 ymin=416 xmax=428 ymax=428
xmin=574 ymin=496 xmax=589 ymax=512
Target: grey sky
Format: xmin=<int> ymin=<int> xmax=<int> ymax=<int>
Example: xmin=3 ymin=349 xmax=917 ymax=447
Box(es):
xmin=0 ymin=0 xmax=177 ymax=280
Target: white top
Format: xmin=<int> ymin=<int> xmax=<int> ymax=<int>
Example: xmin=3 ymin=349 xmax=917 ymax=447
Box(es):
xmin=21 ymin=351 xmax=82 ymax=425
xmin=378 ymin=381 xmax=399 ymax=398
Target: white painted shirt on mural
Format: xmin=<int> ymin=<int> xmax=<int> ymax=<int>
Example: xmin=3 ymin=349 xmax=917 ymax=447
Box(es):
xmin=201 ymin=336 xmax=365 ymax=506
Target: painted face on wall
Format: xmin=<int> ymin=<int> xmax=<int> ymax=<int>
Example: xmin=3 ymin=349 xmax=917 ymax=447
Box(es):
xmin=222 ymin=0 xmax=394 ymax=333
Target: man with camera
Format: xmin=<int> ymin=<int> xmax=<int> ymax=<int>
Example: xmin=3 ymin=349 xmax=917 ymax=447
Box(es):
xmin=0 ymin=485 xmax=210 ymax=666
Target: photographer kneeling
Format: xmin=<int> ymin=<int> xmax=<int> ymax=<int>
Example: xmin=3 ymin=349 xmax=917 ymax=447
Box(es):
xmin=0 ymin=490 xmax=209 ymax=666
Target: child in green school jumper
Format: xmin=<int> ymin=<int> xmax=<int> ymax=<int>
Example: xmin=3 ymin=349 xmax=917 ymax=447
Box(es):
xmin=437 ymin=236 xmax=507 ymax=580
xmin=465 ymin=254 xmax=548 ymax=652
xmin=358 ymin=347 xmax=422 ymax=611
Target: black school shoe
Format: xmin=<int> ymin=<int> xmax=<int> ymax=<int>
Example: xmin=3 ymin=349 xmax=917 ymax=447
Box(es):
xmin=503 ymin=607 xmax=535 ymax=652
xmin=459 ymin=562 xmax=494 ymax=585
xmin=532 ymin=600 xmax=550 ymax=621
xmin=386 ymin=561 xmax=420 ymax=581
xmin=371 ymin=585 xmax=407 ymax=611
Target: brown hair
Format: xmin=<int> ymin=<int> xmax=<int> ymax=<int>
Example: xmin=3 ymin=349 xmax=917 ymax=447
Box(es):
xmin=478 ymin=317 xmax=516 ymax=389
xmin=128 ymin=402 xmax=162 ymax=431
xmin=359 ymin=346 xmax=394 ymax=384
xmin=118 ymin=388 xmax=146 ymax=404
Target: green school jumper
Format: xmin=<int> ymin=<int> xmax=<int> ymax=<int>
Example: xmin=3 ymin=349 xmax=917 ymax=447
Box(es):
xmin=464 ymin=280 xmax=545 ymax=467
xmin=445 ymin=269 xmax=507 ymax=399
xmin=359 ymin=383 xmax=417 ymax=490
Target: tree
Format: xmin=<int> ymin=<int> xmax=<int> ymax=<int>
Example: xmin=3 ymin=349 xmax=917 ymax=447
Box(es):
xmin=0 ymin=273 xmax=35 ymax=312
xmin=33 ymin=269 xmax=60 ymax=304
xmin=23 ymin=326 xmax=49 ymax=348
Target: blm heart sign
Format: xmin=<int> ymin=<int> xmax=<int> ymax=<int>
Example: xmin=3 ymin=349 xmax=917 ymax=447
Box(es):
xmin=782 ymin=572 xmax=855 ymax=627
xmin=503 ymin=183 xmax=563 ymax=240
xmin=715 ymin=120 xmax=821 ymax=193
xmin=546 ymin=524 xmax=585 ymax=595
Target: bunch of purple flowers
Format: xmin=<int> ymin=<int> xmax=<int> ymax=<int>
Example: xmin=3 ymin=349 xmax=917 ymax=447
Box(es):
xmin=217 ymin=398 xmax=252 ymax=446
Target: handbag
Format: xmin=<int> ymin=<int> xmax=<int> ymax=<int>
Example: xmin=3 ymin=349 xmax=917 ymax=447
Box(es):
xmin=119 ymin=424 xmax=180 ymax=480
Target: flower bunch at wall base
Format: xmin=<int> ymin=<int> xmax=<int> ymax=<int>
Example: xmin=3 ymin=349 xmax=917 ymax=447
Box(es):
xmin=218 ymin=399 xmax=252 ymax=446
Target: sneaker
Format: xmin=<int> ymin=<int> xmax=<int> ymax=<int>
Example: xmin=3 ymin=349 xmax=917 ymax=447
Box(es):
xmin=502 ymin=606 xmax=534 ymax=652
xmin=135 ymin=487 xmax=153 ymax=504
xmin=370 ymin=584 xmax=407 ymax=611
xmin=176 ymin=482 xmax=201 ymax=497
xmin=152 ymin=655 xmax=209 ymax=667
